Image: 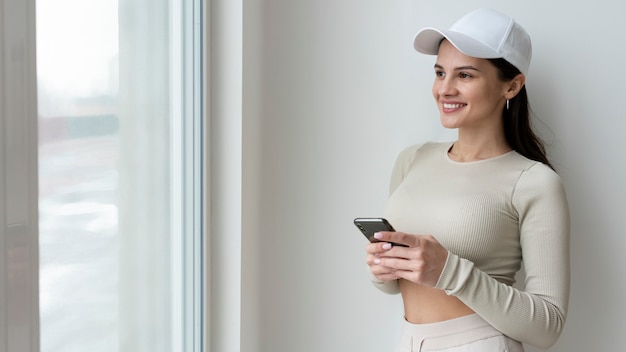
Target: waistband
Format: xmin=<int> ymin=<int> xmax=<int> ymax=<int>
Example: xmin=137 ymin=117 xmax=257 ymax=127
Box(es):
xmin=400 ymin=314 xmax=502 ymax=351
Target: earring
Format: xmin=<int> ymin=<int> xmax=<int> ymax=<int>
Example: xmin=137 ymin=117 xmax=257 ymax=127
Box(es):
xmin=506 ymin=99 xmax=510 ymax=110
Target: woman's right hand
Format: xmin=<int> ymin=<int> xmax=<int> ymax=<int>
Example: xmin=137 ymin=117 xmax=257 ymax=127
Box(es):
xmin=366 ymin=240 xmax=398 ymax=282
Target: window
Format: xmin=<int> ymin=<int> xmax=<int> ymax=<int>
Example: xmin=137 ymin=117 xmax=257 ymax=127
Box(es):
xmin=36 ymin=0 xmax=204 ymax=351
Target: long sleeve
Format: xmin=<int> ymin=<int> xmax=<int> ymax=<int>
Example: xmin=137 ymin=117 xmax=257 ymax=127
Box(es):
xmin=435 ymin=163 xmax=570 ymax=348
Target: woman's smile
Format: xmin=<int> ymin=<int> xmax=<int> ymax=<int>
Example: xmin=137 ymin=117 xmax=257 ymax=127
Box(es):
xmin=441 ymin=102 xmax=467 ymax=113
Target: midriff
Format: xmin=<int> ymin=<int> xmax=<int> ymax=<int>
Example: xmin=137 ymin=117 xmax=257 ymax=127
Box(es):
xmin=399 ymin=279 xmax=475 ymax=324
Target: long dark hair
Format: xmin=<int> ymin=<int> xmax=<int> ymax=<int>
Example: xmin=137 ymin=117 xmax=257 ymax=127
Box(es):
xmin=488 ymin=58 xmax=555 ymax=171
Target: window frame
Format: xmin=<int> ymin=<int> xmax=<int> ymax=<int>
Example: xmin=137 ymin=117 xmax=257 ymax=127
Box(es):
xmin=0 ymin=0 xmax=208 ymax=350
xmin=0 ymin=0 xmax=40 ymax=351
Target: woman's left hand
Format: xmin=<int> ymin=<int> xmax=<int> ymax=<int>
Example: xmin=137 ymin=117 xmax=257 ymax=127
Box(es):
xmin=372 ymin=231 xmax=449 ymax=287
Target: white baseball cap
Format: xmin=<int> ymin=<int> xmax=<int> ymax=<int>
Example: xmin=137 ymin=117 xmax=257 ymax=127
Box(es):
xmin=413 ymin=8 xmax=532 ymax=75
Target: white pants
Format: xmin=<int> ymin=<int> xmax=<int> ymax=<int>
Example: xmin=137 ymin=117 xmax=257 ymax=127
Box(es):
xmin=395 ymin=314 xmax=524 ymax=352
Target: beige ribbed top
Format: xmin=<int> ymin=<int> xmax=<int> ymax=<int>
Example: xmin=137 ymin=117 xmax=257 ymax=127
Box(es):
xmin=374 ymin=142 xmax=570 ymax=349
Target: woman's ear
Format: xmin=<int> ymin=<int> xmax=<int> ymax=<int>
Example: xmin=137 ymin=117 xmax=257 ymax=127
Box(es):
xmin=505 ymin=73 xmax=526 ymax=100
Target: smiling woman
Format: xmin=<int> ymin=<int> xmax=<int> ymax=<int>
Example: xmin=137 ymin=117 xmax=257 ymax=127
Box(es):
xmin=366 ymin=8 xmax=569 ymax=352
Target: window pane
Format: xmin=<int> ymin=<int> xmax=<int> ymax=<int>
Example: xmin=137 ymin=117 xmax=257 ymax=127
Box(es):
xmin=36 ymin=0 xmax=201 ymax=351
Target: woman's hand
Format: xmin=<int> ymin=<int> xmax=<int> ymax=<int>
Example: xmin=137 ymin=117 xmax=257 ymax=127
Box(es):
xmin=366 ymin=241 xmax=399 ymax=283
xmin=366 ymin=231 xmax=449 ymax=287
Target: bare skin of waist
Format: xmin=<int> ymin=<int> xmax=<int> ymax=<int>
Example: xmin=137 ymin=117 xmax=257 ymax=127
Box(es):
xmin=399 ymin=279 xmax=475 ymax=323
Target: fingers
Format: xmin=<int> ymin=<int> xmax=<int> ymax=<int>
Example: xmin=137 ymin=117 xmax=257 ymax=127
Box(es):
xmin=366 ymin=233 xmax=448 ymax=287
xmin=365 ymin=241 xmax=393 ymax=255
xmin=373 ymin=231 xmax=434 ymax=247
xmin=366 ymin=241 xmax=400 ymax=282
xmin=368 ymin=262 xmax=398 ymax=280
xmin=373 ymin=255 xmax=439 ymax=287
xmin=365 ymin=244 xmax=392 ymax=267
xmin=366 ymin=260 xmax=397 ymax=282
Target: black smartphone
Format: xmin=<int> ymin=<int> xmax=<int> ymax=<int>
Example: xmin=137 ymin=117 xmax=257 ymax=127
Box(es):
xmin=353 ymin=217 xmax=407 ymax=247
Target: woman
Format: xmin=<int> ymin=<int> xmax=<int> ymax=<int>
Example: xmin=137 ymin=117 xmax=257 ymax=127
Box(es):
xmin=366 ymin=8 xmax=570 ymax=352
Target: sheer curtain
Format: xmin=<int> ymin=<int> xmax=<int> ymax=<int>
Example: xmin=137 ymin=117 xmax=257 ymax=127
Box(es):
xmin=36 ymin=0 xmax=203 ymax=351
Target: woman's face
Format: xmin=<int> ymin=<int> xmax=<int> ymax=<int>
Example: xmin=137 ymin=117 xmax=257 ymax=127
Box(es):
xmin=432 ymin=40 xmax=509 ymax=131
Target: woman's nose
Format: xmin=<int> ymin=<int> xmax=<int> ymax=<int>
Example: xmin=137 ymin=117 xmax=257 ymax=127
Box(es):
xmin=436 ymin=78 xmax=456 ymax=96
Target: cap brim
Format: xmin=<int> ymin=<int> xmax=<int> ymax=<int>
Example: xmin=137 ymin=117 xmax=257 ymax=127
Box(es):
xmin=413 ymin=27 xmax=503 ymax=59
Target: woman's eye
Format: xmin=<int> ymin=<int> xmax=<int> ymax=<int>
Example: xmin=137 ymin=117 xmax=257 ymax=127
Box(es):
xmin=459 ymin=72 xmax=472 ymax=79
xmin=435 ymin=71 xmax=445 ymax=78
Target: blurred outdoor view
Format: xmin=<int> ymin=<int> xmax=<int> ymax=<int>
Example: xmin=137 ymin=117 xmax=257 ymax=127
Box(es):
xmin=37 ymin=0 xmax=120 ymax=350
xmin=37 ymin=0 xmax=187 ymax=350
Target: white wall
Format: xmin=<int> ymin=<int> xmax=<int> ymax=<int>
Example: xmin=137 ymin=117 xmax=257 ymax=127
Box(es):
xmin=238 ymin=0 xmax=626 ymax=351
